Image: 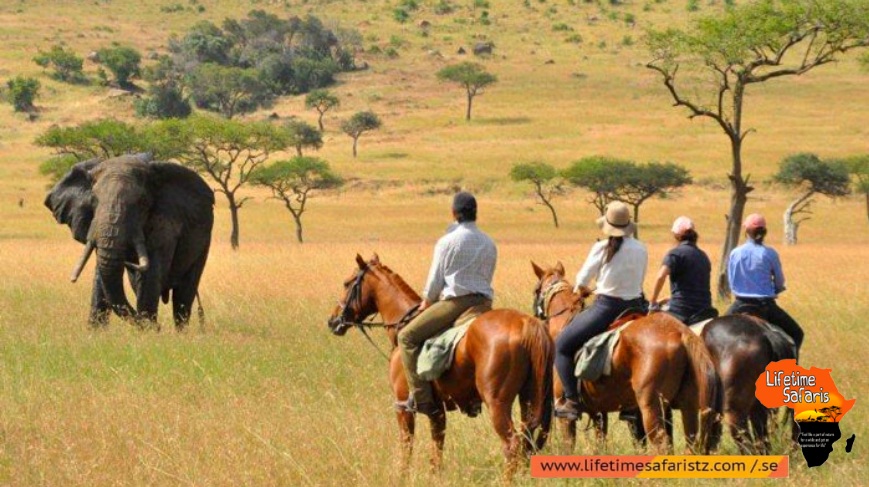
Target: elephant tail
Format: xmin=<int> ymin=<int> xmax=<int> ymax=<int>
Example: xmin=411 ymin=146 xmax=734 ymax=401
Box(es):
xmin=196 ymin=292 xmax=206 ymax=328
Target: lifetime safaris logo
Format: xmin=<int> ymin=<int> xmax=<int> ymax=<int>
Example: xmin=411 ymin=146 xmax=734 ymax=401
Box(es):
xmin=755 ymin=360 xmax=857 ymax=468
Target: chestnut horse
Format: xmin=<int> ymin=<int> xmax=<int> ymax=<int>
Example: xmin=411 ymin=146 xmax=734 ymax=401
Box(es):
xmin=700 ymin=314 xmax=798 ymax=453
xmin=327 ymin=254 xmax=553 ymax=475
xmin=531 ymin=262 xmax=721 ymax=453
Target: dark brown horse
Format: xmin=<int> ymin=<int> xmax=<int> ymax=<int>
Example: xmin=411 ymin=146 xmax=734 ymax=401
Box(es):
xmin=327 ymin=254 xmax=553 ymax=476
xmin=531 ymin=262 xmax=721 ymax=453
xmin=699 ymin=314 xmax=798 ymax=453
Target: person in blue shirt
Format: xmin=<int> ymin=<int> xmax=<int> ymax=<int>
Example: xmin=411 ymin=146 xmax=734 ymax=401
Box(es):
xmin=726 ymin=213 xmax=804 ymax=355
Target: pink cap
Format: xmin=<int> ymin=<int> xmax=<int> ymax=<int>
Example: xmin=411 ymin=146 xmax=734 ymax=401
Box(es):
xmin=671 ymin=216 xmax=694 ymax=235
xmin=743 ymin=213 xmax=766 ymax=230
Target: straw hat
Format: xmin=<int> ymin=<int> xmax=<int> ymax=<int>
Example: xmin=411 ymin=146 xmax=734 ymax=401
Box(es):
xmin=597 ymin=201 xmax=635 ymax=237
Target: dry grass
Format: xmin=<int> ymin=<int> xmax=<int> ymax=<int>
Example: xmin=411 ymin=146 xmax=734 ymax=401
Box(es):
xmin=1 ymin=0 xmax=868 ymax=485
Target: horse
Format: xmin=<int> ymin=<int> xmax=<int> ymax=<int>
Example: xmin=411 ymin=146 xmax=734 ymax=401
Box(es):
xmin=531 ymin=261 xmax=721 ymax=454
xmin=699 ymin=314 xmax=799 ymax=453
xmin=327 ymin=254 xmax=554 ymax=477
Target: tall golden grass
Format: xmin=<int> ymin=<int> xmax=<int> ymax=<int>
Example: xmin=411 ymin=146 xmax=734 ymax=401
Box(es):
xmin=1 ymin=0 xmax=868 ymax=485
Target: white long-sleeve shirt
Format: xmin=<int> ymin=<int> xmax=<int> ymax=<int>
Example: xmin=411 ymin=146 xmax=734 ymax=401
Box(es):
xmin=423 ymin=222 xmax=497 ymax=302
xmin=575 ymin=237 xmax=647 ymax=300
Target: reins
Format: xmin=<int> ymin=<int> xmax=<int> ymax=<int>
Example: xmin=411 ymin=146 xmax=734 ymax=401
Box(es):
xmin=335 ymin=266 xmax=422 ymax=362
xmin=534 ymin=279 xmax=577 ymax=321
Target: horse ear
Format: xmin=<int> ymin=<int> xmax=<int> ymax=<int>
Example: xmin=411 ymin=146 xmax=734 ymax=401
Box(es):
xmin=371 ymin=252 xmax=380 ymax=265
xmin=555 ymin=261 xmax=565 ymax=276
xmin=356 ymin=254 xmax=367 ymax=269
xmin=531 ymin=261 xmax=545 ymax=279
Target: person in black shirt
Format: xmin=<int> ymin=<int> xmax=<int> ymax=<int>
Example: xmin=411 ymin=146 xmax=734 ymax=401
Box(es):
xmin=650 ymin=216 xmax=717 ymax=324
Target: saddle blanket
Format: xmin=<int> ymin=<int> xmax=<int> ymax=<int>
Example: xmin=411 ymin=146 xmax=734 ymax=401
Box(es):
xmin=573 ymin=322 xmax=632 ymax=381
xmin=417 ymin=323 xmax=471 ymax=381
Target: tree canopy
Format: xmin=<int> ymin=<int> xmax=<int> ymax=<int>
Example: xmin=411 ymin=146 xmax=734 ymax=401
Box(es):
xmin=646 ymin=0 xmax=869 ymax=296
xmin=774 ymin=153 xmax=851 ymax=244
xmin=341 ymin=111 xmax=382 ymax=157
xmin=251 ymin=156 xmax=343 ymax=243
xmin=283 ymin=120 xmax=323 ymax=156
xmin=33 ymin=45 xmax=85 ymax=83
xmin=436 ymin=62 xmax=497 ymax=120
xmin=510 ymin=162 xmax=565 ymax=228
xmin=305 ymin=89 xmax=340 ymax=130
xmin=96 ymin=45 xmax=142 ymax=88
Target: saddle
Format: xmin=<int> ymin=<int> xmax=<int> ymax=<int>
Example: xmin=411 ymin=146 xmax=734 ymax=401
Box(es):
xmin=573 ymin=321 xmax=634 ymax=381
xmin=416 ymin=302 xmax=492 ymax=381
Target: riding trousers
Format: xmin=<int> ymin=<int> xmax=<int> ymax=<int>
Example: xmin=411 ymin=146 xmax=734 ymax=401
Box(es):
xmin=727 ymin=297 xmax=804 ymax=350
xmin=555 ymin=294 xmax=643 ymax=399
xmin=398 ymin=293 xmax=491 ymax=405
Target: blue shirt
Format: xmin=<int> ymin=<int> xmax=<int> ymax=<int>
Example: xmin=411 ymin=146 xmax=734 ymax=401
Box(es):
xmin=727 ymin=241 xmax=785 ymax=299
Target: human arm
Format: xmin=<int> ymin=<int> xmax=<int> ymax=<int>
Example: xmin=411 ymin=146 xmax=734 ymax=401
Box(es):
xmin=574 ymin=241 xmax=604 ymax=293
xmin=770 ymin=250 xmax=786 ymax=295
xmin=422 ymin=239 xmax=447 ymax=303
xmin=650 ymin=265 xmax=670 ymax=307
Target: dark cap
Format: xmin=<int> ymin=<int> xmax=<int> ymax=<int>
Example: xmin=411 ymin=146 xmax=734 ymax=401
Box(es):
xmin=452 ymin=191 xmax=477 ymax=222
xmin=452 ymin=191 xmax=477 ymax=213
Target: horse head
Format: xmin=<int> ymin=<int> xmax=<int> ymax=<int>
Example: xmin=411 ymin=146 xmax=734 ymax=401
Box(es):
xmin=327 ymin=253 xmax=382 ymax=336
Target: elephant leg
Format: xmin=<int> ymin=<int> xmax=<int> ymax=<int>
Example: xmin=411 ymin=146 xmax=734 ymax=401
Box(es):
xmin=172 ymin=251 xmax=208 ymax=331
xmin=134 ymin=264 xmax=162 ymax=329
xmin=89 ymin=273 xmax=111 ymax=327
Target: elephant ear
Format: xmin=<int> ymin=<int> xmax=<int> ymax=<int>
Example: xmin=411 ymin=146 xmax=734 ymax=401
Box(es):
xmin=44 ymin=158 xmax=101 ymax=244
xmin=149 ymin=161 xmax=215 ymax=228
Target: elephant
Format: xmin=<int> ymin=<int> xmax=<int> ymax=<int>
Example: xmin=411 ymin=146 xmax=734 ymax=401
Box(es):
xmin=45 ymin=153 xmax=214 ymax=329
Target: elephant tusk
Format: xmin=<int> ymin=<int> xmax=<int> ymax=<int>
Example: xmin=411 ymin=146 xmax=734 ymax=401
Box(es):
xmin=128 ymin=238 xmax=150 ymax=273
xmin=70 ymin=240 xmax=96 ymax=283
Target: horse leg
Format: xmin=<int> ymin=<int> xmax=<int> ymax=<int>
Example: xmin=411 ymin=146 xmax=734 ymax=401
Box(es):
xmin=558 ymin=418 xmax=577 ymax=452
xmin=679 ymin=404 xmax=700 ymax=454
xmin=749 ymin=403 xmax=769 ymax=454
xmin=725 ymin=410 xmax=751 ymax=454
xmin=396 ymin=410 xmax=415 ymax=472
xmin=489 ymin=399 xmax=520 ymax=482
xmin=428 ymin=408 xmax=447 ymax=471
xmin=638 ymin=397 xmax=669 ymax=454
xmin=592 ymin=412 xmax=608 ymax=454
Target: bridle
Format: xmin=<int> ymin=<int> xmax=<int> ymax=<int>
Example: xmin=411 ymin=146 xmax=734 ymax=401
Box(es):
xmin=533 ymin=277 xmax=578 ymax=321
xmin=332 ymin=265 xmax=421 ymax=361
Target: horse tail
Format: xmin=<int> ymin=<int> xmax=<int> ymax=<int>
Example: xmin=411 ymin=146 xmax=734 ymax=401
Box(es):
xmin=520 ymin=316 xmax=554 ymax=452
xmin=681 ymin=330 xmax=723 ymax=453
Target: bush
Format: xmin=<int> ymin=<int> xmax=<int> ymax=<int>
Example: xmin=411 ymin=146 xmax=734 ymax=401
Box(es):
xmin=134 ymin=83 xmax=192 ymax=119
xmin=96 ymin=45 xmax=142 ymax=87
xmin=5 ymin=76 xmax=40 ymax=112
xmin=434 ymin=0 xmax=454 ymax=14
xmin=687 ymin=0 xmax=700 ymax=12
xmin=32 ymin=45 xmax=85 ymax=82
xmin=393 ymin=8 xmax=410 ymax=23
xmin=552 ymin=23 xmax=573 ymax=32
xmin=565 ymin=34 xmax=583 ymax=44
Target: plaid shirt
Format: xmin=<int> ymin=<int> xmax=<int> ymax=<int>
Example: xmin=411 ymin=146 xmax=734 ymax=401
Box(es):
xmin=423 ymin=222 xmax=497 ymax=302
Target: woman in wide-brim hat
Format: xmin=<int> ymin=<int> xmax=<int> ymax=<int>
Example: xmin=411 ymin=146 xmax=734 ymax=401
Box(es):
xmin=554 ymin=201 xmax=648 ymax=421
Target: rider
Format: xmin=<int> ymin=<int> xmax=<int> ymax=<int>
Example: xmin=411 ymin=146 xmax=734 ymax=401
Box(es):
xmin=396 ymin=191 xmax=497 ymax=417
xmin=649 ymin=216 xmax=717 ymax=324
xmin=727 ymin=213 xmax=804 ymax=355
xmin=554 ymin=201 xmax=647 ymax=420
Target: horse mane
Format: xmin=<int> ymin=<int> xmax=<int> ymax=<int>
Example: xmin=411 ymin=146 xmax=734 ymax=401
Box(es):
xmin=373 ymin=264 xmax=422 ymax=301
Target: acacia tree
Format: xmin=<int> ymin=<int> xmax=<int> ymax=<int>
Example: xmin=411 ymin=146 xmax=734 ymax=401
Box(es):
xmin=187 ymin=64 xmax=273 ymax=119
xmin=305 ymin=89 xmax=340 ymax=130
xmin=436 ymin=62 xmax=497 ymax=120
xmin=509 ymin=162 xmax=565 ymax=228
xmin=161 ymin=116 xmax=290 ymax=249
xmin=646 ymin=0 xmax=869 ymax=297
xmin=251 ymin=156 xmax=343 ymax=243
xmin=618 ymin=162 xmax=692 ymax=237
xmin=561 ymin=156 xmax=635 ymax=215
xmin=284 ymin=120 xmax=323 ymax=156
xmin=843 ymin=155 xmax=869 ymax=223
xmin=341 ymin=111 xmax=381 ymax=158
xmin=774 ymin=153 xmax=850 ymax=245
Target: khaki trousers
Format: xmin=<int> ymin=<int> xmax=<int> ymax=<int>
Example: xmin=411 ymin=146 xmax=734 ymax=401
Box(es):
xmin=398 ymin=294 xmax=491 ymax=404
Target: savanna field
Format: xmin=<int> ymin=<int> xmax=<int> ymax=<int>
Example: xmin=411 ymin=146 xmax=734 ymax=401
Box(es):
xmin=1 ymin=0 xmax=868 ymax=485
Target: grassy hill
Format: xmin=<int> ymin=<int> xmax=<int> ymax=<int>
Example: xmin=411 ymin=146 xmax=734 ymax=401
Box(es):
xmin=1 ymin=1 xmax=868 ymax=485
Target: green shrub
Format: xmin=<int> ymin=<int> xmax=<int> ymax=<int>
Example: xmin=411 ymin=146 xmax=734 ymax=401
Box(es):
xmin=565 ymin=34 xmax=583 ymax=44
xmin=393 ymin=8 xmax=410 ymax=23
xmin=5 ymin=76 xmax=40 ymax=112
xmin=96 ymin=45 xmax=141 ymax=87
xmin=32 ymin=45 xmax=85 ymax=82
xmin=134 ymin=83 xmax=192 ymax=119
xmin=552 ymin=23 xmax=573 ymax=32
xmin=434 ymin=0 xmax=454 ymax=14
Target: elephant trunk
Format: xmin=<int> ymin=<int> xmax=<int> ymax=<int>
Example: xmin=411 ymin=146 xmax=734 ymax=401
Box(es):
xmin=96 ymin=249 xmax=135 ymax=318
xmin=70 ymin=240 xmax=96 ymax=283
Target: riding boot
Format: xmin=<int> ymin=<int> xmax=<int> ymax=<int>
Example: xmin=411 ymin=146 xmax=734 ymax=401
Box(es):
xmin=555 ymin=396 xmax=582 ymax=421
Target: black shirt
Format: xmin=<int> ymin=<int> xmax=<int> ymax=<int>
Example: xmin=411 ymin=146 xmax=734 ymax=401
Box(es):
xmin=663 ymin=241 xmax=712 ymax=317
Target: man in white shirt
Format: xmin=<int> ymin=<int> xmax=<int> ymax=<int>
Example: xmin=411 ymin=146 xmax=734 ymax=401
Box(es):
xmin=396 ymin=192 xmax=497 ymax=417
